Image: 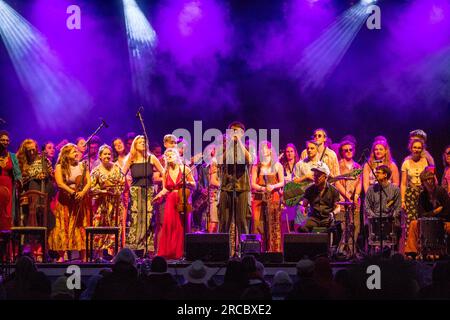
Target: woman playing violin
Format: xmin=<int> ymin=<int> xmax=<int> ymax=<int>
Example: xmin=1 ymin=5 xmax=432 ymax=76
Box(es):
xmin=48 ymin=143 xmax=91 ymax=262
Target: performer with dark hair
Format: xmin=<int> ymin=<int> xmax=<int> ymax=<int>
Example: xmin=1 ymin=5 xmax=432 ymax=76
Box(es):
xmin=112 ymin=137 xmax=127 ymax=166
xmin=404 ymin=167 xmax=450 ymax=258
xmin=44 ymin=141 xmax=56 ymax=167
xmin=217 ymin=121 xmax=253 ymax=246
xmin=281 ymin=143 xmax=299 ymax=183
xmin=335 ymin=140 xmax=362 ymax=254
xmin=76 ymin=137 xmax=87 ymax=162
xmin=0 ymin=130 xmax=21 ymax=231
xmin=364 ymin=165 xmax=401 ymax=221
xmin=298 ymin=162 xmax=340 ymax=233
xmin=280 ymin=143 xmax=300 ymax=234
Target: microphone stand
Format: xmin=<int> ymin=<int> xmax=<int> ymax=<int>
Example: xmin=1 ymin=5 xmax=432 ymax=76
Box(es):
xmin=232 ymin=138 xmax=239 ymax=257
xmin=364 ymin=158 xmax=389 ymax=257
xmin=136 ymin=109 xmax=151 ymax=258
xmin=84 ymin=120 xmax=108 ymax=226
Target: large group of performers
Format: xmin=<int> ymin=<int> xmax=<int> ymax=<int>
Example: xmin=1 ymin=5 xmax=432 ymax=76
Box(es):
xmin=0 ymin=124 xmax=449 ymax=263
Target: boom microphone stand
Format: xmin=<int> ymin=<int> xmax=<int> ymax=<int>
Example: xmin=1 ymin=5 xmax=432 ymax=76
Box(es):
xmin=84 ymin=119 xmax=108 ymax=221
xmin=136 ymin=107 xmax=151 ymax=258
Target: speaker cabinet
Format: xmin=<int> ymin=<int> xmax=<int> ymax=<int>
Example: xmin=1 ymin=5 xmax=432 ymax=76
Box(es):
xmin=283 ymin=233 xmax=329 ymax=262
xmin=185 ymin=233 xmax=230 ymax=262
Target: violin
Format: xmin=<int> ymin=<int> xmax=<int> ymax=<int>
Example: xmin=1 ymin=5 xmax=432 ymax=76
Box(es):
xmin=177 ymin=188 xmax=192 ymax=214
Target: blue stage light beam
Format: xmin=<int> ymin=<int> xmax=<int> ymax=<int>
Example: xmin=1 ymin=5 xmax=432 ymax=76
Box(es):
xmin=294 ymin=3 xmax=371 ymax=91
xmin=123 ymin=0 xmax=157 ymax=108
xmin=0 ymin=0 xmax=92 ymax=130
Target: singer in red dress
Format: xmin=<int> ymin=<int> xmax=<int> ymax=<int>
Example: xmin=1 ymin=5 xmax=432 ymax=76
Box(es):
xmin=154 ymin=148 xmax=195 ymax=260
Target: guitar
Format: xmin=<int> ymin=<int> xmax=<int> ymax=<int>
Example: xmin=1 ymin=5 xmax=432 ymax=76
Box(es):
xmin=283 ymin=168 xmax=362 ymax=207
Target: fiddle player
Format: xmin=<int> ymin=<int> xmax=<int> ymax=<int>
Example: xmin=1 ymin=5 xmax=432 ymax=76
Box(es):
xmin=153 ymin=148 xmax=196 ymax=259
xmin=48 ymin=143 xmax=91 ymax=262
xmin=404 ymin=167 xmax=450 ymax=259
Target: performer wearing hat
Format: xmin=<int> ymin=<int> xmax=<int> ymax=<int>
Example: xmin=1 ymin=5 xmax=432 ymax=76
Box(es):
xmin=404 ymin=167 xmax=450 ymax=258
xmin=297 ymin=162 xmax=340 ymax=233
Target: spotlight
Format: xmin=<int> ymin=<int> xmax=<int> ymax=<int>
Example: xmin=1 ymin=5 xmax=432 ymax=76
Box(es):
xmin=361 ymin=0 xmax=376 ymax=5
xmin=0 ymin=0 xmax=91 ymax=129
xmin=294 ymin=3 xmax=371 ymax=90
xmin=122 ymin=0 xmax=157 ymax=106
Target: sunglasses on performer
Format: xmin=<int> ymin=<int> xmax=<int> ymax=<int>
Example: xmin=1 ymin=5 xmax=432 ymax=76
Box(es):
xmin=446 ymin=151 xmax=450 ymax=155
xmin=343 ymin=148 xmax=353 ymax=152
xmin=313 ymin=134 xmax=324 ymax=138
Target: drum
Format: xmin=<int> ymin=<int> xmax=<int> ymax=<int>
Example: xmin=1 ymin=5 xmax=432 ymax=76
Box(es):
xmin=418 ymin=218 xmax=446 ymax=254
xmin=368 ymin=217 xmax=395 ymax=246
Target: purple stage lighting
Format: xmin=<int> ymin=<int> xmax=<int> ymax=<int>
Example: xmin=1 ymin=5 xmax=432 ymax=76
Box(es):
xmin=0 ymin=0 xmax=92 ymax=131
xmin=123 ymin=0 xmax=158 ymax=107
xmin=294 ymin=3 xmax=371 ymax=91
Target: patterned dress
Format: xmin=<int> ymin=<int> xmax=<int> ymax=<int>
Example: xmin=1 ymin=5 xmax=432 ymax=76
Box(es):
xmin=401 ymin=157 xmax=429 ymax=248
xmin=90 ymin=164 xmax=125 ymax=251
xmin=126 ymin=161 xmax=153 ymax=252
xmin=48 ymin=163 xmax=90 ymax=251
xmin=252 ymin=169 xmax=282 ymax=252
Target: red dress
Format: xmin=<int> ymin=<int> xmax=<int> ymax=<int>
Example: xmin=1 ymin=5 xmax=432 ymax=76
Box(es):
xmin=0 ymin=156 xmax=13 ymax=230
xmin=157 ymin=170 xmax=184 ymax=260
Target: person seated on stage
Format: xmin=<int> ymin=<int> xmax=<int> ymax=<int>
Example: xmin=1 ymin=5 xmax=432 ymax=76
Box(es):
xmin=404 ymin=167 xmax=450 ymax=259
xmin=297 ymin=162 xmax=340 ymax=233
xmin=364 ymin=165 xmax=402 ymax=250
xmin=364 ymin=165 xmax=401 ymax=220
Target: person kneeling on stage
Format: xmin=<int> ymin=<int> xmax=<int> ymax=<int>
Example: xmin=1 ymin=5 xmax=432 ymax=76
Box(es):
xmin=405 ymin=167 xmax=450 ymax=258
xmin=297 ymin=162 xmax=340 ymax=233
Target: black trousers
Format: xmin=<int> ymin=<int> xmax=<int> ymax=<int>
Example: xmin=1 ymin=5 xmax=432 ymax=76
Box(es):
xmin=218 ymin=191 xmax=250 ymax=235
xmin=298 ymin=216 xmax=331 ymax=233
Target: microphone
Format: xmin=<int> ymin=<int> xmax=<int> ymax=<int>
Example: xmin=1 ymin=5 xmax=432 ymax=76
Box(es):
xmin=136 ymin=106 xmax=144 ymax=118
xmin=101 ymin=118 xmax=109 ymax=128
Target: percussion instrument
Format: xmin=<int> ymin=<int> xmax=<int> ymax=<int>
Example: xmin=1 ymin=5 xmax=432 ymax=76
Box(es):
xmin=418 ymin=217 xmax=446 ymax=255
xmin=368 ymin=217 xmax=396 ymax=246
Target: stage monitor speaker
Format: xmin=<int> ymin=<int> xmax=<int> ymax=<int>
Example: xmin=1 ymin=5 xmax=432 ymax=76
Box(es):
xmin=185 ymin=233 xmax=230 ymax=262
xmin=283 ymin=233 xmax=329 ymax=262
